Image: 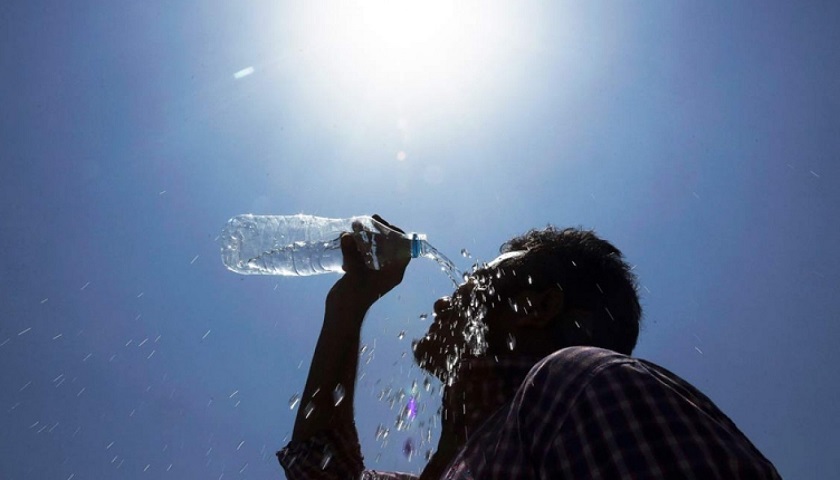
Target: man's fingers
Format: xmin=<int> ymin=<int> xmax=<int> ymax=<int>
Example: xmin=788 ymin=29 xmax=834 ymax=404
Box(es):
xmin=372 ymin=214 xmax=406 ymax=235
xmin=340 ymin=233 xmax=365 ymax=273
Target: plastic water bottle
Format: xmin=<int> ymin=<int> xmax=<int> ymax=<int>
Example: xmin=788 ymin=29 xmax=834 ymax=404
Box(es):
xmin=220 ymin=214 xmax=435 ymax=276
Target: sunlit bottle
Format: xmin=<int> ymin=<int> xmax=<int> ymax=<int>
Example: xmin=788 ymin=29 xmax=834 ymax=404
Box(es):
xmin=220 ymin=214 xmax=458 ymax=279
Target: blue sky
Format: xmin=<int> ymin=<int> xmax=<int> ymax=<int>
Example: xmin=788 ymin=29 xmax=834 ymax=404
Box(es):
xmin=1 ymin=1 xmax=839 ymax=478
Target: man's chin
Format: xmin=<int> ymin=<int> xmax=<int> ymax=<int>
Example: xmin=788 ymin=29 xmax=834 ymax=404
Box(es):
xmin=412 ymin=343 xmax=441 ymax=377
xmin=413 ymin=338 xmax=463 ymax=384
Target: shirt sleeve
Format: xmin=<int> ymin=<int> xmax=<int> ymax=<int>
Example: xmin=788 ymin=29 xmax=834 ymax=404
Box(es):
xmin=276 ymin=424 xmax=418 ymax=480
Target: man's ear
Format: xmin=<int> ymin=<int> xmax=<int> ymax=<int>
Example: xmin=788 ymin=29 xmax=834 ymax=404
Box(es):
xmin=515 ymin=288 xmax=565 ymax=328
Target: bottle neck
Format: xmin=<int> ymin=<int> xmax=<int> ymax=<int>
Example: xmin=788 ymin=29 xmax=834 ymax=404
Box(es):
xmin=409 ymin=233 xmax=426 ymax=259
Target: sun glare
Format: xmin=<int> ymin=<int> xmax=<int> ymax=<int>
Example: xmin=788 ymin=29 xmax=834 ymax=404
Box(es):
xmin=355 ymin=0 xmax=456 ymax=54
xmin=340 ymin=0 xmax=460 ymax=87
xmin=295 ymin=0 xmax=519 ymax=112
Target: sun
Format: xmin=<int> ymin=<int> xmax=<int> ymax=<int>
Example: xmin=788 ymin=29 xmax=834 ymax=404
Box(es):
xmin=352 ymin=0 xmax=456 ymax=60
xmin=328 ymin=0 xmax=461 ymax=91
xmin=292 ymin=0 xmax=517 ymax=112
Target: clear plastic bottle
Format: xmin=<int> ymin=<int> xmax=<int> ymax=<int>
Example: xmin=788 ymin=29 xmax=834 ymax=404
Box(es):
xmin=220 ymin=214 xmax=434 ymax=276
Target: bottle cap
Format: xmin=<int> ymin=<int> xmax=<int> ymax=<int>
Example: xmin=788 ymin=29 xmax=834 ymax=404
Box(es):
xmin=409 ymin=232 xmax=426 ymax=258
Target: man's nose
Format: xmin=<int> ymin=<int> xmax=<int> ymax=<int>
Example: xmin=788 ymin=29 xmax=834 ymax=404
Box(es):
xmin=434 ymin=296 xmax=452 ymax=314
xmin=434 ymin=279 xmax=477 ymax=315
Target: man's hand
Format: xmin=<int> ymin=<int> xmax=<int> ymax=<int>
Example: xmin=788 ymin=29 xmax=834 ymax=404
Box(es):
xmin=333 ymin=214 xmax=411 ymax=307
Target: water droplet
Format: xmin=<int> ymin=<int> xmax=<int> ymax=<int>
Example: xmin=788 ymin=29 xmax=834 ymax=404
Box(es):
xmin=419 ymin=313 xmax=428 ymax=321
xmin=303 ymin=401 xmax=315 ymax=419
xmin=288 ymin=393 xmax=300 ymax=410
xmin=403 ymin=438 xmax=414 ymax=459
xmin=527 ymin=275 xmax=533 ymax=285
xmin=507 ymin=333 xmax=516 ymax=351
xmin=375 ymin=424 xmax=389 ymax=441
xmin=397 ymin=331 xmax=405 ymax=340
xmin=332 ymin=384 xmax=346 ymax=406
xmin=406 ymin=396 xmax=418 ymax=420
xmin=460 ymin=248 xmax=471 ymax=258
xmin=320 ymin=450 xmax=332 ymax=470
xmin=423 ymin=377 xmax=431 ymax=392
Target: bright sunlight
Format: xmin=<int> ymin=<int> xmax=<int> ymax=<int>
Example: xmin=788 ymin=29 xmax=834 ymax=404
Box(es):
xmin=294 ymin=0 xmax=522 ymax=111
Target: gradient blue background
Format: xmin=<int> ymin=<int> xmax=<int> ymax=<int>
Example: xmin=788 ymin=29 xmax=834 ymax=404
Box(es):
xmin=2 ymin=1 xmax=838 ymax=478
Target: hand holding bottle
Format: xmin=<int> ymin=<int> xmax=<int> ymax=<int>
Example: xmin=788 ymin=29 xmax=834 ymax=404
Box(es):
xmin=220 ymin=212 xmax=460 ymax=284
xmin=337 ymin=214 xmax=411 ymax=303
xmin=222 ymin=213 xmax=425 ymax=277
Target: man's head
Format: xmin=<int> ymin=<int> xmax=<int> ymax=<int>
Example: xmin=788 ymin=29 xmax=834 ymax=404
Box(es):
xmin=413 ymin=226 xmax=642 ymax=381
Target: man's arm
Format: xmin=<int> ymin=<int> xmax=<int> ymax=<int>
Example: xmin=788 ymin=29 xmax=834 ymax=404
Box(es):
xmin=291 ymin=275 xmax=374 ymax=442
xmin=291 ymin=217 xmax=410 ymax=445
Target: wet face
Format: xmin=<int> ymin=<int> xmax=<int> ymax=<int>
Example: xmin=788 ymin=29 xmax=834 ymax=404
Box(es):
xmin=413 ymin=252 xmax=528 ymax=382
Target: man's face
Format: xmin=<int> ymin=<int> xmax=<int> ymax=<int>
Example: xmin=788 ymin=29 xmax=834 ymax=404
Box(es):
xmin=412 ymin=252 xmax=527 ymax=382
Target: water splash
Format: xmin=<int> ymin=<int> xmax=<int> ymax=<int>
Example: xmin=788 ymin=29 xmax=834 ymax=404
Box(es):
xmin=403 ymin=437 xmax=415 ymax=460
xmin=418 ymin=240 xmax=461 ymax=286
xmin=375 ymin=424 xmax=390 ymax=441
xmin=406 ymin=396 xmax=418 ymax=420
xmin=320 ymin=449 xmax=332 ymax=470
xmin=332 ymin=384 xmax=346 ymax=406
xmin=288 ymin=393 xmax=300 ymax=410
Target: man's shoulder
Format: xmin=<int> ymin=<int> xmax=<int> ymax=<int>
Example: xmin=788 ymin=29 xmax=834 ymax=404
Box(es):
xmin=524 ymin=346 xmax=685 ymax=396
xmin=511 ymin=346 xmax=635 ymax=411
xmin=501 ymin=347 xmax=781 ymax=479
xmin=529 ymin=345 xmax=634 ymax=377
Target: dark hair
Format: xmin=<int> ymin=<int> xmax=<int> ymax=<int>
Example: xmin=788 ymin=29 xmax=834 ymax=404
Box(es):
xmin=492 ymin=226 xmax=642 ymax=355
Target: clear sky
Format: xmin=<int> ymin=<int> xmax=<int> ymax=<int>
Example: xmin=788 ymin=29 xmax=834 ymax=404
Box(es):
xmin=1 ymin=1 xmax=839 ymax=478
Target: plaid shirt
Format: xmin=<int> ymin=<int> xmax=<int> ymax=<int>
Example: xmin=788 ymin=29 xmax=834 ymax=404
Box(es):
xmin=278 ymin=346 xmax=780 ymax=479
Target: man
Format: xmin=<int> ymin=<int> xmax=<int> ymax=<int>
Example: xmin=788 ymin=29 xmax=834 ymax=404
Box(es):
xmin=277 ymin=217 xmax=780 ymax=479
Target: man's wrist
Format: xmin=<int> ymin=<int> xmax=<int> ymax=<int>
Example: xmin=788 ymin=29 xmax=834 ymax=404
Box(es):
xmin=326 ymin=276 xmax=380 ymax=314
